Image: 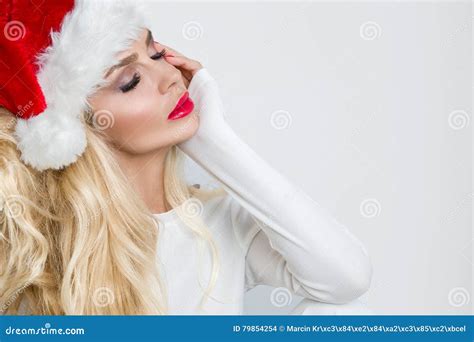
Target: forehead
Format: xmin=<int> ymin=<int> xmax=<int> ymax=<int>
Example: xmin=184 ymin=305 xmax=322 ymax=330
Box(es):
xmin=115 ymin=27 xmax=149 ymax=58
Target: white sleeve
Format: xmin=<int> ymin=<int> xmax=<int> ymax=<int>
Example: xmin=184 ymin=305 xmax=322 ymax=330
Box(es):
xmin=178 ymin=68 xmax=373 ymax=304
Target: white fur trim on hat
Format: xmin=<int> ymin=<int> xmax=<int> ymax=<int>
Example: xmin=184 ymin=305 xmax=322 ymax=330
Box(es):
xmin=14 ymin=0 xmax=148 ymax=171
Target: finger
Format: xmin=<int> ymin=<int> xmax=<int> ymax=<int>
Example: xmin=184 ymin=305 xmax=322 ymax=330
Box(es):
xmin=153 ymin=41 xmax=203 ymax=80
xmin=167 ymin=56 xmax=203 ymax=81
xmin=154 ymin=41 xmax=201 ymax=69
xmin=164 ymin=54 xmax=191 ymax=68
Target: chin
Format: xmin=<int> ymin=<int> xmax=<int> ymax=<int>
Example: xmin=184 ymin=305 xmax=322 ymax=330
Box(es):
xmin=170 ymin=111 xmax=200 ymax=144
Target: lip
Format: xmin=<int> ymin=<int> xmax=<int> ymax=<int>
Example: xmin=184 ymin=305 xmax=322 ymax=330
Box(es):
xmin=167 ymin=91 xmax=194 ymax=120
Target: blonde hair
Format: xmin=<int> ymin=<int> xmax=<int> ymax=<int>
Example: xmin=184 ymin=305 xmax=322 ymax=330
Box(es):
xmin=0 ymin=107 xmax=226 ymax=315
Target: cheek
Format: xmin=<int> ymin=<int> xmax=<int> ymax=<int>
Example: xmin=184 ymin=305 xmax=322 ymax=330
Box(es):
xmin=103 ymin=94 xmax=183 ymax=154
xmin=91 ymin=90 xmax=199 ymax=154
xmin=91 ymin=90 xmax=162 ymax=127
xmin=115 ymin=104 xmax=157 ymax=131
xmin=107 ymin=96 xmax=164 ymax=139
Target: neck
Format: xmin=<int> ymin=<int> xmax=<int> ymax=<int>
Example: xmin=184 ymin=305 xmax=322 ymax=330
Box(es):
xmin=114 ymin=147 xmax=171 ymax=214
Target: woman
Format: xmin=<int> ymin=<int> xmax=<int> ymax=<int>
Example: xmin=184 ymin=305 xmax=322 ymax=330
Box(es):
xmin=0 ymin=0 xmax=372 ymax=315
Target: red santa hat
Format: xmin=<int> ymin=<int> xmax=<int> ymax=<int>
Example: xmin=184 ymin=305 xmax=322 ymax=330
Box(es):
xmin=0 ymin=0 xmax=148 ymax=170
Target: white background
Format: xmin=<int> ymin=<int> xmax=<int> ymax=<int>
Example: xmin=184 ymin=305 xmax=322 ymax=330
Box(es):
xmin=144 ymin=0 xmax=472 ymax=314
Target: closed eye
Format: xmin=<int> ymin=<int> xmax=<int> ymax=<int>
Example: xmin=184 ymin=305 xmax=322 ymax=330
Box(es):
xmin=151 ymin=48 xmax=166 ymax=60
xmin=120 ymin=72 xmax=140 ymax=93
xmin=119 ymin=48 xmax=167 ymax=93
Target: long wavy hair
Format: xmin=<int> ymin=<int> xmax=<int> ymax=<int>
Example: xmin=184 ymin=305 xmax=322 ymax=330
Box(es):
xmin=0 ymin=107 xmax=226 ymax=315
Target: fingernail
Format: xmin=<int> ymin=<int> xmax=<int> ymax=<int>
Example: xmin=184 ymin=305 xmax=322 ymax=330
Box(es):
xmin=165 ymin=53 xmax=175 ymax=58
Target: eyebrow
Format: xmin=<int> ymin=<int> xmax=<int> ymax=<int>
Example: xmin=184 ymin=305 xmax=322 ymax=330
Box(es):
xmin=104 ymin=29 xmax=153 ymax=78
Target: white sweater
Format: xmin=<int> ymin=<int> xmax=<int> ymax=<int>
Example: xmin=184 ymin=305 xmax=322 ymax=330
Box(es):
xmin=15 ymin=68 xmax=372 ymax=316
xmin=154 ymin=67 xmax=373 ymax=315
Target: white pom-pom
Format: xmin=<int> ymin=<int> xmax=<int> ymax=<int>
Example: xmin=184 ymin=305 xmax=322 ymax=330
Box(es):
xmin=15 ymin=111 xmax=87 ymax=171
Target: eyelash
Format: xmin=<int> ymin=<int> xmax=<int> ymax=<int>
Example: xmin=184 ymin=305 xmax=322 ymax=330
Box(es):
xmin=151 ymin=48 xmax=166 ymax=60
xmin=119 ymin=48 xmax=167 ymax=93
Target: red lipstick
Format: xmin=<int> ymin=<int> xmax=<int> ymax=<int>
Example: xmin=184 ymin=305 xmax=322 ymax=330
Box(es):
xmin=168 ymin=91 xmax=194 ymax=120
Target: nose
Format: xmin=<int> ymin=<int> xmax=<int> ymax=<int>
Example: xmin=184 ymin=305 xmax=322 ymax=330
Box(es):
xmin=150 ymin=58 xmax=182 ymax=95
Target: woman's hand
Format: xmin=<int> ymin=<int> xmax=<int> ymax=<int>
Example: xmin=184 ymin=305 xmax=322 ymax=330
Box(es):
xmin=153 ymin=41 xmax=203 ymax=88
xmin=154 ymin=41 xmax=228 ymax=145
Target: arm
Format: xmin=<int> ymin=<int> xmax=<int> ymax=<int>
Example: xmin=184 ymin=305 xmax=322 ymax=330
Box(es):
xmin=178 ymin=68 xmax=373 ymax=304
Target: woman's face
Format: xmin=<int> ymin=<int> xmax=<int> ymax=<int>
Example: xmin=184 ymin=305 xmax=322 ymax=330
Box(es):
xmin=87 ymin=28 xmax=199 ymax=155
